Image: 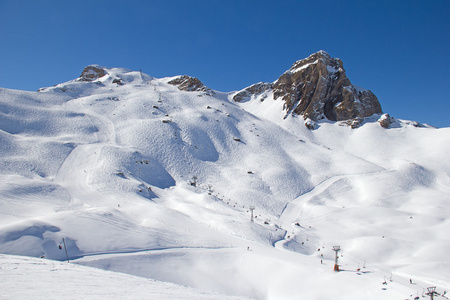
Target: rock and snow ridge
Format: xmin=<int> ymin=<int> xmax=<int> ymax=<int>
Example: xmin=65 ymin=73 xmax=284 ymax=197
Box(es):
xmin=0 ymin=53 xmax=449 ymax=299
xmin=233 ymin=50 xmax=383 ymax=129
xmin=62 ymin=53 xmax=390 ymax=130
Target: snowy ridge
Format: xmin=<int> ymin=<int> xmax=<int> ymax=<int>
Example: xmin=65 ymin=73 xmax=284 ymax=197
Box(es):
xmin=0 ymin=65 xmax=449 ymax=299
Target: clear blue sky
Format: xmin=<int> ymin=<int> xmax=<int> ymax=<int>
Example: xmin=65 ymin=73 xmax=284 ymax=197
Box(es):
xmin=1 ymin=0 xmax=449 ymax=127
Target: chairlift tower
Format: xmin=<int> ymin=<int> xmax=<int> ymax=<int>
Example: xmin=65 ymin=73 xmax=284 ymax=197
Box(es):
xmin=332 ymin=246 xmax=341 ymax=272
xmin=62 ymin=237 xmax=69 ymax=263
xmin=426 ymin=287 xmax=439 ymax=300
xmin=249 ymin=206 xmax=255 ymax=222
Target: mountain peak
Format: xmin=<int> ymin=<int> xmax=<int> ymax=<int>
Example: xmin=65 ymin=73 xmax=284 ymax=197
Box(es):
xmin=233 ymin=51 xmax=382 ymax=128
xmin=289 ymin=50 xmax=343 ymax=74
xmin=316 ymin=49 xmax=329 ymax=56
xmin=79 ymin=65 xmax=108 ymax=81
xmin=275 ymin=51 xmax=382 ymax=126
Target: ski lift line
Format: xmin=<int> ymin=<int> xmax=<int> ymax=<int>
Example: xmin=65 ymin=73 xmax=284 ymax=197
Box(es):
xmin=346 ymin=252 xmax=405 ymax=277
xmin=372 ymin=270 xmax=419 ymax=296
xmin=338 ymin=253 xmax=424 ymax=298
xmin=344 ymin=252 xmax=427 ymax=295
xmin=345 ymin=254 xmax=402 ymax=282
xmin=382 ymin=280 xmax=422 ymax=299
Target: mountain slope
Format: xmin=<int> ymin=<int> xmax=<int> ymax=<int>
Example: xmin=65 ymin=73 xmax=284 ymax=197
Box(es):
xmin=0 ymin=60 xmax=449 ymax=299
xmin=0 ymin=254 xmax=247 ymax=300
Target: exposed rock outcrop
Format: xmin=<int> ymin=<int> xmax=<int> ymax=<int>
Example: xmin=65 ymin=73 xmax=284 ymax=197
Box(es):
xmin=79 ymin=65 xmax=107 ymax=82
xmin=339 ymin=117 xmax=365 ymax=129
xmin=233 ymin=51 xmax=383 ymax=128
xmin=378 ymin=113 xmax=394 ymax=128
xmin=112 ymin=77 xmax=124 ymax=85
xmin=168 ymin=75 xmax=214 ymax=95
xmin=233 ymin=82 xmax=273 ymax=102
xmin=273 ymin=51 xmax=382 ymax=122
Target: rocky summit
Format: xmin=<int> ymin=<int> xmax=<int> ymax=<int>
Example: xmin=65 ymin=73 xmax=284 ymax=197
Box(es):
xmin=168 ymin=75 xmax=214 ymax=95
xmin=234 ymin=51 xmax=382 ymax=128
xmin=79 ymin=65 xmax=108 ymax=81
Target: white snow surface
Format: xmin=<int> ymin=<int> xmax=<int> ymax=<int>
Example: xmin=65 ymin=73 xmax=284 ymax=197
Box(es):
xmin=0 ymin=66 xmax=449 ymax=299
xmin=0 ymin=254 xmax=247 ymax=299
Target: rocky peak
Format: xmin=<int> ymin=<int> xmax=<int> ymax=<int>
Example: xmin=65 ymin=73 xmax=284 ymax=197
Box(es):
xmin=168 ymin=75 xmax=214 ymax=95
xmin=288 ymin=50 xmax=343 ymax=74
xmin=231 ymin=51 xmax=382 ymax=129
xmin=272 ymin=51 xmax=382 ymax=126
xmin=79 ymin=65 xmax=108 ymax=82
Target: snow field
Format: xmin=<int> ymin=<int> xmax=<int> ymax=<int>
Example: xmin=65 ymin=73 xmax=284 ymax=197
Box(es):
xmin=0 ymin=254 xmax=247 ymax=300
xmin=0 ymin=66 xmax=449 ymax=299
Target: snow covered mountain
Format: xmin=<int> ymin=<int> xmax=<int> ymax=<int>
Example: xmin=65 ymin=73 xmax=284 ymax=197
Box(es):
xmin=0 ymin=52 xmax=449 ymax=299
xmin=232 ymin=50 xmax=382 ymax=129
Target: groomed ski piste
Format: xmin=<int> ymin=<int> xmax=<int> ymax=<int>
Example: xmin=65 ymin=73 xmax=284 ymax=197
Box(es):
xmin=0 ymin=66 xmax=449 ymax=299
xmin=0 ymin=254 xmax=248 ymax=300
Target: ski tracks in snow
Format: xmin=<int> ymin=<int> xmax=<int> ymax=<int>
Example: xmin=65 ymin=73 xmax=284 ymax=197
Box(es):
xmin=54 ymin=96 xmax=120 ymax=207
xmin=64 ymin=95 xmax=118 ymax=145
xmin=72 ymin=245 xmax=231 ymax=262
xmin=278 ymin=169 xmax=395 ymax=227
xmin=273 ymin=169 xmax=395 ymax=255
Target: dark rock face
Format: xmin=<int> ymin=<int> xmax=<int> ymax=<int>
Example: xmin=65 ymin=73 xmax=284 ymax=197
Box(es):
xmin=79 ymin=65 xmax=107 ymax=82
xmin=112 ymin=77 xmax=124 ymax=85
xmin=233 ymin=51 xmax=382 ymax=128
xmin=168 ymin=75 xmax=214 ymax=95
xmin=233 ymin=82 xmax=273 ymax=102
xmin=273 ymin=51 xmax=382 ymax=122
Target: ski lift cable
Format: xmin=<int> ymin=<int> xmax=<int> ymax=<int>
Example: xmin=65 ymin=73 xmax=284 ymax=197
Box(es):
xmin=344 ymin=252 xmax=425 ymax=295
xmin=337 ymin=254 xmax=421 ymax=297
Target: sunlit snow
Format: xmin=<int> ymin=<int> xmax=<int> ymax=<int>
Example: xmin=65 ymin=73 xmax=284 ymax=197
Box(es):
xmin=0 ymin=66 xmax=449 ymax=299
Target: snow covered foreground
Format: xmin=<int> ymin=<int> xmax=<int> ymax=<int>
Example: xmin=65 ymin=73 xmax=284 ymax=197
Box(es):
xmin=0 ymin=66 xmax=449 ymax=299
xmin=0 ymin=254 xmax=247 ymax=299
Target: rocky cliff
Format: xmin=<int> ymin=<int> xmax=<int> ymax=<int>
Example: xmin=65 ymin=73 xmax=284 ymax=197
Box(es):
xmin=234 ymin=51 xmax=382 ymax=128
xmin=79 ymin=65 xmax=108 ymax=81
xmin=168 ymin=75 xmax=214 ymax=95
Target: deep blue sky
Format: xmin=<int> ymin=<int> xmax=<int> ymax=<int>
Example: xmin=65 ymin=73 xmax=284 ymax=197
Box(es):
xmin=1 ymin=0 xmax=449 ymax=127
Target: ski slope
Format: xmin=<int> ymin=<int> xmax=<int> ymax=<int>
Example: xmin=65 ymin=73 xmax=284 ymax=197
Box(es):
xmin=0 ymin=66 xmax=449 ymax=299
xmin=0 ymin=254 xmax=248 ymax=300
